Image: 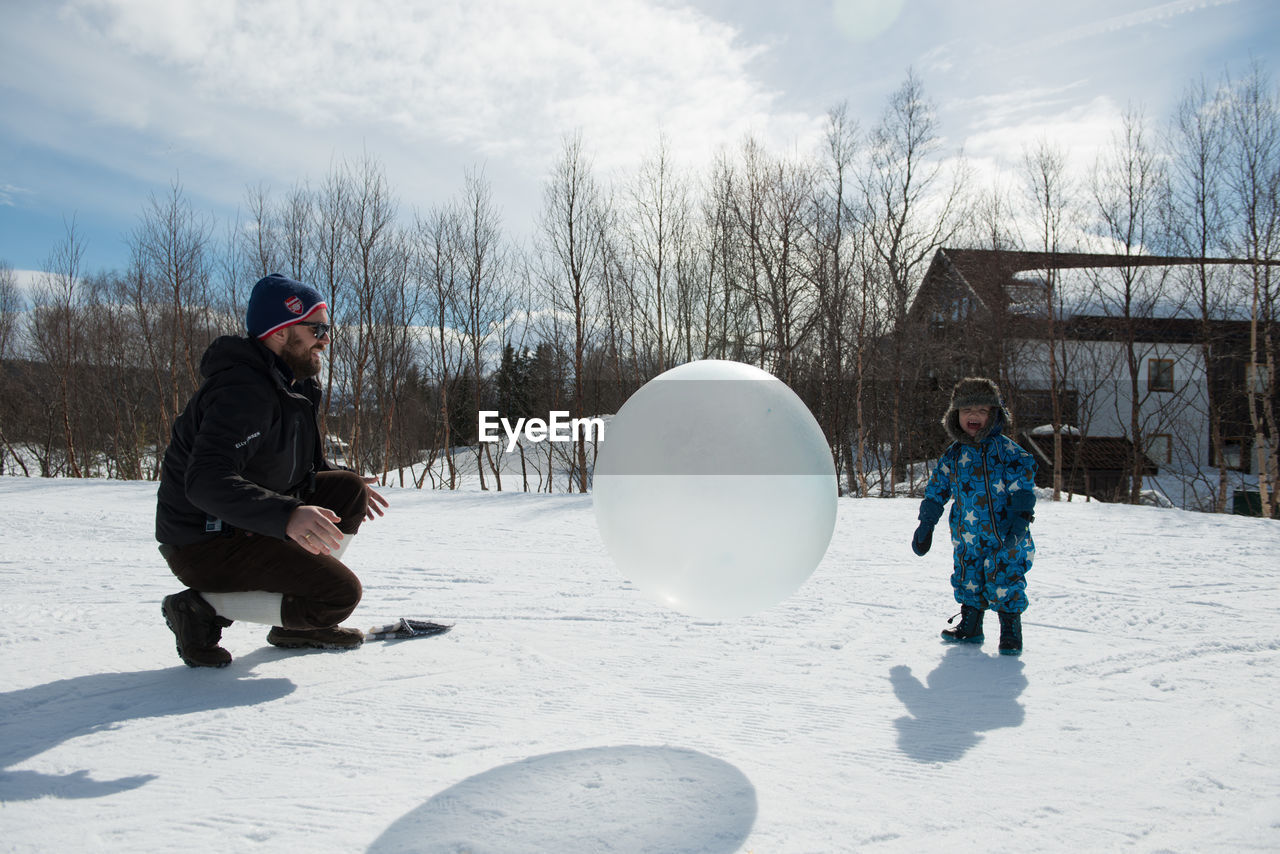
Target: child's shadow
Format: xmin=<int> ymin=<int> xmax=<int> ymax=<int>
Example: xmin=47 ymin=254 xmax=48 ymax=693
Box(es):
xmin=889 ymin=646 xmax=1027 ymax=763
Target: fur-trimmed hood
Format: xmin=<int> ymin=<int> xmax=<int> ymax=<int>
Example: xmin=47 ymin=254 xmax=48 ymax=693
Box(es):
xmin=942 ymin=376 xmax=1013 ymax=444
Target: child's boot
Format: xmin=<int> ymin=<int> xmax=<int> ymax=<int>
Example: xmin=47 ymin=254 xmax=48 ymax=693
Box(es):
xmin=998 ymin=611 xmax=1023 ymax=656
xmin=941 ymin=605 xmax=984 ymax=643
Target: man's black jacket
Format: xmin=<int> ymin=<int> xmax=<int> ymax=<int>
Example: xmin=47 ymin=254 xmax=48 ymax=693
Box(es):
xmin=156 ymin=335 xmax=332 ymax=545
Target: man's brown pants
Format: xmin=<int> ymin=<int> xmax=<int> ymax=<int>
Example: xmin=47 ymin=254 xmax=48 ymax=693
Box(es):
xmin=160 ymin=470 xmax=368 ymax=629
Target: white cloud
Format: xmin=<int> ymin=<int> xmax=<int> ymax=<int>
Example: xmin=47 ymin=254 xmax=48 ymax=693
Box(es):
xmin=958 ymin=93 xmax=1125 ymax=180
xmin=46 ymin=0 xmax=821 ymax=180
xmin=0 ymin=184 xmax=34 ymax=207
xmin=9 ymin=269 xmax=48 ymax=299
xmin=998 ymin=0 xmax=1241 ymax=61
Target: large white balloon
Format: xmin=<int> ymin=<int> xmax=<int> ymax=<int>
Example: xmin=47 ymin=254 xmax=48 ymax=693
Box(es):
xmin=593 ymin=360 xmax=837 ymax=619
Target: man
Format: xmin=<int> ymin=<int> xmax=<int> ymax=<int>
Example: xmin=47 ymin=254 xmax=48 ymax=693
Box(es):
xmin=156 ymin=273 xmax=388 ymax=668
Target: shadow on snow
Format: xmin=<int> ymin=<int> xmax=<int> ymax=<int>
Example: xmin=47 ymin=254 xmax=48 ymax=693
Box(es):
xmin=0 ymin=649 xmax=295 ymax=802
xmin=890 ymin=645 xmax=1028 ymax=763
xmin=368 ymin=745 xmax=756 ymax=854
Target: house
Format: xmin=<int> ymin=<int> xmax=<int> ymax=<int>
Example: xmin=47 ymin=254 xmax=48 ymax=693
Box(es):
xmin=907 ymin=248 xmax=1275 ymax=501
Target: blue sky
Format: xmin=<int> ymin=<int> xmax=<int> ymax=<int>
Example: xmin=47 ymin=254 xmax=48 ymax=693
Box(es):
xmin=1 ymin=0 xmax=1277 ymax=281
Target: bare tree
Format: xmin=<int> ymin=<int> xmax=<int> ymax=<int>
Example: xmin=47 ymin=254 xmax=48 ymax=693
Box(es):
xmin=280 ymin=183 xmax=316 ymax=283
xmin=804 ymin=103 xmax=864 ymax=491
xmin=31 ymin=220 xmax=87 ymax=476
xmin=367 ymin=234 xmax=417 ymax=481
xmin=539 ymin=131 xmax=608 ymax=493
xmin=626 ymin=133 xmax=692 ymax=375
xmin=858 ymin=70 xmax=967 ymax=493
xmin=731 ymin=136 xmax=816 ymax=385
xmin=0 ymin=262 xmax=20 ymax=359
xmin=415 ymin=202 xmax=464 ymax=488
xmin=454 ymin=168 xmax=510 ymax=490
xmin=1166 ymin=76 xmax=1235 ymax=510
xmin=240 ymin=182 xmax=284 ymax=278
xmin=1090 ymin=106 xmax=1175 ymax=503
xmin=1023 ymin=138 xmax=1077 ymax=501
xmin=1225 ymin=62 xmax=1280 ymax=517
xmin=81 ymin=270 xmax=153 ymax=479
xmin=312 ymin=163 xmax=352 ymax=420
xmin=695 ymin=155 xmax=742 ymax=362
xmin=335 ymin=154 xmax=399 ymax=473
xmin=596 ymin=203 xmax=641 ymax=397
xmin=0 ymin=261 xmax=30 ymax=475
xmin=127 ymin=180 xmax=218 ymax=445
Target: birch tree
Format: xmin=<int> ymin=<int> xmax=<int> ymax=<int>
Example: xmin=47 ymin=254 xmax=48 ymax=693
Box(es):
xmin=539 ymin=131 xmax=608 ymax=492
xmin=1023 ymin=138 xmax=1077 ymax=501
xmin=1090 ymin=106 xmax=1174 ymax=504
xmin=1166 ymin=76 xmax=1236 ymax=510
xmin=858 ymin=70 xmax=967 ymax=492
xmin=1225 ymin=62 xmax=1280 ymax=517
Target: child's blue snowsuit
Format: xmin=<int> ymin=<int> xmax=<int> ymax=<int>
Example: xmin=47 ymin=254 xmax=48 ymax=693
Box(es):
xmin=922 ymin=408 xmax=1037 ymax=615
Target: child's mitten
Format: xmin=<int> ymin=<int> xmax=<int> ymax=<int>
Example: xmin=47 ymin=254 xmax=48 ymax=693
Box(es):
xmin=912 ymin=498 xmax=944 ymax=556
xmin=1001 ymin=490 xmax=1035 ymax=551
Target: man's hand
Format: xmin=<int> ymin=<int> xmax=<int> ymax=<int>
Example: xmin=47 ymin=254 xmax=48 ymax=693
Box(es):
xmin=363 ymin=476 xmax=389 ymax=521
xmin=287 ymin=505 xmax=344 ymax=554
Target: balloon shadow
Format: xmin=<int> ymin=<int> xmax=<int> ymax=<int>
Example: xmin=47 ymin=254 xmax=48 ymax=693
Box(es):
xmin=890 ymin=646 xmax=1028 ymax=763
xmin=368 ymin=745 xmax=757 ymax=854
xmin=0 ymin=649 xmax=295 ymax=802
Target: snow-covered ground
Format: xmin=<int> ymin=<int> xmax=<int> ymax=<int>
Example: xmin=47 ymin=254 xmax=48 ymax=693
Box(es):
xmin=2 ymin=476 xmax=1278 ymax=852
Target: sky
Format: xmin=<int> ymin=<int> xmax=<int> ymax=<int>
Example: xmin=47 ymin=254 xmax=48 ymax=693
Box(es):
xmin=1 ymin=0 xmax=1277 ymax=283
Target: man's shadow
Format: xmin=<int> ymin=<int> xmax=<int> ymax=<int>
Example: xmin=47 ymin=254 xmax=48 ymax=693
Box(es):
xmin=890 ymin=646 xmax=1027 ymax=763
xmin=0 ymin=649 xmax=295 ymax=802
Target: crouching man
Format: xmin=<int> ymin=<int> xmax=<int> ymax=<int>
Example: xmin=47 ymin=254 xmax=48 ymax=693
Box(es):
xmin=155 ymin=273 xmax=387 ymax=667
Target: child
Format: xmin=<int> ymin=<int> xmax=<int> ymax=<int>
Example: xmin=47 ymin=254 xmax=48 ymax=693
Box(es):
xmin=911 ymin=377 xmax=1037 ymax=655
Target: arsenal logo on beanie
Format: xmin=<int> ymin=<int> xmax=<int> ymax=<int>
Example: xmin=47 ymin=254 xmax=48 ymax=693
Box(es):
xmin=246 ymin=274 xmax=327 ymax=339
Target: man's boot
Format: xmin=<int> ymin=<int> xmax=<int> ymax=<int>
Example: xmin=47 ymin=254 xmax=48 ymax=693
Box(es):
xmin=998 ymin=611 xmax=1023 ymax=656
xmin=941 ymin=604 xmax=985 ymax=643
xmin=162 ymin=589 xmax=233 ymax=668
xmin=266 ymin=625 xmax=364 ymax=650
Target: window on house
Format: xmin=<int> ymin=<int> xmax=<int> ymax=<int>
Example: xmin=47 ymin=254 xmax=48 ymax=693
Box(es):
xmin=1218 ymin=440 xmax=1244 ymax=471
xmin=1249 ymin=363 xmax=1271 ymax=395
xmin=1148 ymin=358 xmax=1174 ymax=392
xmin=1145 ymin=433 xmax=1172 ymax=466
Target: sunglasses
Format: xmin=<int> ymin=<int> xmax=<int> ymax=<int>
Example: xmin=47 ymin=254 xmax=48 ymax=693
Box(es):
xmin=297 ymin=321 xmax=331 ymax=340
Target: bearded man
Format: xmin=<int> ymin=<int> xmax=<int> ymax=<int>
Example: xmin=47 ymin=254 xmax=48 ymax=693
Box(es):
xmin=155 ymin=273 xmax=387 ymax=667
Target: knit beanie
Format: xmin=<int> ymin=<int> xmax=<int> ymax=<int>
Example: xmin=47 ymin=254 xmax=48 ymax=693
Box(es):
xmin=246 ymin=273 xmax=327 ymax=339
xmin=942 ymin=376 xmax=1012 ymax=443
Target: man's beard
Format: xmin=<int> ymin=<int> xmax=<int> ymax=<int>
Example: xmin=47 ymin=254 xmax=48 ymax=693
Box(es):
xmin=281 ymin=329 xmax=324 ymax=379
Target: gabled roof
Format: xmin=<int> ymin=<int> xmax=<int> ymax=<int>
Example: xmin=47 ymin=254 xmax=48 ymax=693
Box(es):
xmin=1020 ymin=432 xmax=1158 ymax=476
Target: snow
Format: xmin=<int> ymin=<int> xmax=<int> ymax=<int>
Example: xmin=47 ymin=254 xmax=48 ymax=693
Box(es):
xmin=2 ymin=475 xmax=1279 ymax=852
xmin=1029 ymin=423 xmax=1082 ymax=436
